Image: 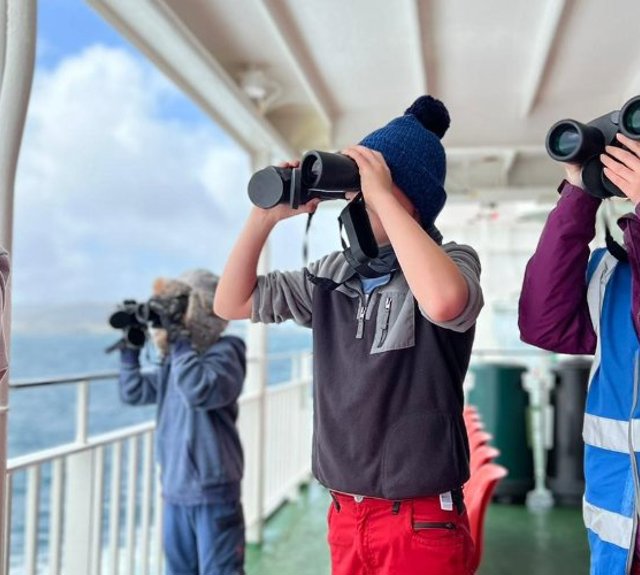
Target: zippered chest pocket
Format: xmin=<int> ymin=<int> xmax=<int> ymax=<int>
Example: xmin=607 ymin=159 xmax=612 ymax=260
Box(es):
xmin=370 ymin=291 xmax=415 ymax=354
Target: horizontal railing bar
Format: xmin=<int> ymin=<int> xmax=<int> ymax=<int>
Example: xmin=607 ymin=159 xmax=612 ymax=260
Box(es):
xmin=471 ymin=348 xmax=552 ymax=357
xmin=9 ymin=351 xmax=314 ymax=389
xmin=10 ymin=371 xmax=120 ymax=388
xmin=7 ymin=381 xmax=311 ymax=471
xmin=8 ymin=422 xmax=156 ymax=472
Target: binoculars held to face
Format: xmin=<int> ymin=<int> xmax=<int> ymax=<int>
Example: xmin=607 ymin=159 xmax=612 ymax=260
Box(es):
xmin=248 ymin=150 xmax=360 ymax=209
xmin=107 ymin=295 xmax=189 ymax=351
xmin=247 ymin=150 xmax=381 ymax=273
xmin=546 ymin=96 xmax=640 ymax=198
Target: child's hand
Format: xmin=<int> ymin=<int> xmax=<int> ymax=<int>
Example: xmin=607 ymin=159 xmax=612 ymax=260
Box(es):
xmin=342 ymin=145 xmax=393 ymax=214
xmin=601 ymin=133 xmax=640 ymax=206
xmin=253 ymin=160 xmax=320 ymax=223
xmin=563 ymin=163 xmax=583 ymax=188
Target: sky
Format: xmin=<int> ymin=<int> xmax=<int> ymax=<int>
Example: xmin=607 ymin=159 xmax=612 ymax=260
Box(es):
xmin=12 ymin=0 xmax=337 ymax=310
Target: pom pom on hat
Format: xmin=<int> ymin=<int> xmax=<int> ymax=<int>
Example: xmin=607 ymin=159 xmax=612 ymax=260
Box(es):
xmin=404 ymin=95 xmax=451 ymax=139
xmin=359 ymin=95 xmax=450 ymax=233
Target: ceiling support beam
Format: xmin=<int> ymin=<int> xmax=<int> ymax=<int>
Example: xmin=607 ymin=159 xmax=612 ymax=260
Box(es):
xmin=87 ymin=0 xmax=297 ymax=159
xmin=521 ymin=0 xmax=567 ymax=117
xmin=501 ymin=150 xmax=518 ymax=187
xmin=408 ymin=0 xmax=428 ymax=95
xmin=447 ymin=145 xmax=545 ymax=160
xmin=258 ymin=0 xmax=334 ymax=129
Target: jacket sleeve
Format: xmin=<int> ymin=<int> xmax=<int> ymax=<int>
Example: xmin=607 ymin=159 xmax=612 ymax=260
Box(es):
xmin=518 ymin=182 xmax=601 ymax=354
xmin=252 ymin=268 xmax=314 ymax=326
xmin=618 ymin=204 xmax=640 ymax=337
xmin=419 ymin=242 xmax=484 ymax=333
xmin=0 ymin=250 xmax=9 ymax=382
xmin=251 ymin=253 xmax=344 ymax=327
xmin=119 ymin=348 xmax=160 ymax=405
xmin=170 ymin=337 xmax=246 ymax=410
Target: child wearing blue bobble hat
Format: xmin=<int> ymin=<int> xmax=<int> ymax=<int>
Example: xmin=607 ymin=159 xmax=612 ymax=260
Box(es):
xmin=215 ymin=96 xmax=483 ymax=575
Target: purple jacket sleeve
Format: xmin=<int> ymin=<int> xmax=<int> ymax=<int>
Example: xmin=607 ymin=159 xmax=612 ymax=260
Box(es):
xmin=518 ymin=182 xmax=601 ymax=354
xmin=618 ymin=205 xmax=640 ymax=337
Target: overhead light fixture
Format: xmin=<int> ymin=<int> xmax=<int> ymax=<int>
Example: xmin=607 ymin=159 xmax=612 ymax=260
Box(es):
xmin=238 ymin=66 xmax=282 ymax=115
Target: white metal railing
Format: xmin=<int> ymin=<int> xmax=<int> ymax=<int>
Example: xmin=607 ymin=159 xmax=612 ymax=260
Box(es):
xmin=4 ymin=350 xmax=313 ymax=575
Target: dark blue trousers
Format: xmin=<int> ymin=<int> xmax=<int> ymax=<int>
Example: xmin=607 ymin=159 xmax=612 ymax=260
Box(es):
xmin=163 ymin=500 xmax=245 ymax=575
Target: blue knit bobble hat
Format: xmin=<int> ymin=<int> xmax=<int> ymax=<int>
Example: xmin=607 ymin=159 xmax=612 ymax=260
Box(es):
xmin=359 ymin=95 xmax=450 ymax=231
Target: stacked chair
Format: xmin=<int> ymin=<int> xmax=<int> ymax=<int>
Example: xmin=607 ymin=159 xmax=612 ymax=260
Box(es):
xmin=463 ymin=405 xmax=508 ymax=573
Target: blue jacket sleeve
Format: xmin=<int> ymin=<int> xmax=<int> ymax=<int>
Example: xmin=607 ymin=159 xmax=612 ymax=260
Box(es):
xmin=119 ymin=348 xmax=160 ymax=405
xmin=170 ymin=336 xmax=246 ymax=410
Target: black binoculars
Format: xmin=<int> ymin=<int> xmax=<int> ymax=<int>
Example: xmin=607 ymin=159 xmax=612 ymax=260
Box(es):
xmin=546 ymin=96 xmax=640 ymax=198
xmin=108 ymin=299 xmax=162 ymax=349
xmin=248 ymin=150 xmax=360 ymax=209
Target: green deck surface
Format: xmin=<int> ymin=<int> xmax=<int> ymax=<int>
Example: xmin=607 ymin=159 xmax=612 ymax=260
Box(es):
xmin=246 ymin=482 xmax=590 ymax=575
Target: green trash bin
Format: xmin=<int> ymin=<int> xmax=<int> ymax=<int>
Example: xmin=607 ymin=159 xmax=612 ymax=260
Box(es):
xmin=468 ymin=362 xmax=534 ymax=502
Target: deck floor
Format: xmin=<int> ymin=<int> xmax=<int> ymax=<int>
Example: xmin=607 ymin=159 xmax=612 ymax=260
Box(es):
xmin=245 ymin=482 xmax=590 ymax=575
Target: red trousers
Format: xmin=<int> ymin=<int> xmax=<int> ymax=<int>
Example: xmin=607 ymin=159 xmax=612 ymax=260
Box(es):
xmin=327 ymin=491 xmax=475 ymax=575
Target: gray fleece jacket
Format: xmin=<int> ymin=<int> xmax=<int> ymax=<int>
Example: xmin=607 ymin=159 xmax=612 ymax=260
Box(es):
xmin=252 ymin=243 xmax=483 ymax=499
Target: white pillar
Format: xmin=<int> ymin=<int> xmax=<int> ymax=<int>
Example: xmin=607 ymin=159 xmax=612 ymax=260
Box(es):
xmin=0 ymin=1 xmax=37 ymax=573
xmin=244 ymin=150 xmax=271 ymax=544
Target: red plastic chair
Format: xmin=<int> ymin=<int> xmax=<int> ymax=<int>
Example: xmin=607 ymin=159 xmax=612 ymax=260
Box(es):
xmin=468 ymin=430 xmax=493 ymax=452
xmin=464 ymin=463 xmax=508 ymax=573
xmin=470 ymin=444 xmax=500 ymax=474
xmin=463 ymin=405 xmax=479 ymax=417
xmin=464 ymin=419 xmax=485 ymax=435
xmin=464 ymin=411 xmax=482 ymax=425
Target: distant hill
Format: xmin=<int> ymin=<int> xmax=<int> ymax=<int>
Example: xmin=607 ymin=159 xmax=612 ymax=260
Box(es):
xmin=9 ymin=303 xmax=297 ymax=339
xmin=11 ymin=302 xmax=115 ymax=335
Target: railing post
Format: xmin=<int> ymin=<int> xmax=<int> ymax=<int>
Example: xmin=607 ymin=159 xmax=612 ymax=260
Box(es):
xmin=62 ymin=380 xmax=96 ymax=574
xmin=63 ymin=450 xmax=97 ymax=574
xmin=76 ymin=380 xmax=90 ymax=444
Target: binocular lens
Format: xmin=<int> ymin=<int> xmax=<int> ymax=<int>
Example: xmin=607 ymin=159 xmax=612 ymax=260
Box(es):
xmin=622 ymin=100 xmax=640 ymax=136
xmin=109 ymin=310 xmax=131 ymax=329
xmin=550 ymin=125 xmax=580 ymax=158
xmin=127 ymin=327 xmax=147 ymax=348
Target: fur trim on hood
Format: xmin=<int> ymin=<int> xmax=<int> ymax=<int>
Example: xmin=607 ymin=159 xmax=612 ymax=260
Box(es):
xmin=151 ymin=269 xmax=228 ymax=356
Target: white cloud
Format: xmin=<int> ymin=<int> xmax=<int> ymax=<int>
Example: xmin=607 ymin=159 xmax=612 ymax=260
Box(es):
xmin=11 ymin=44 xmax=354 ymax=317
xmin=13 ymin=45 xmax=259 ymax=307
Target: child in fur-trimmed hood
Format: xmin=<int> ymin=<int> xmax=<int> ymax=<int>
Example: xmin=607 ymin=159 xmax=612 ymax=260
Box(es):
xmin=118 ymin=268 xmax=247 ymax=575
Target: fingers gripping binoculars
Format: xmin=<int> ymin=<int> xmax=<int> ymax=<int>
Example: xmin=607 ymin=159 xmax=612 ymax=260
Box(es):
xmin=546 ymin=96 xmax=640 ymax=199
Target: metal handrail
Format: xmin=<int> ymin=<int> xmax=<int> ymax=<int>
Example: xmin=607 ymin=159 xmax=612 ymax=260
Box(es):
xmin=7 ymin=422 xmax=155 ymax=472
xmin=8 ymin=349 xmax=314 ymax=389
xmin=9 ymin=371 xmax=120 ymax=389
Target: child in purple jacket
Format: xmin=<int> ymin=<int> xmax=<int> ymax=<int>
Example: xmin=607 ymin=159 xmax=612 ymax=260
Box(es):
xmin=519 ymin=133 xmax=640 ymax=575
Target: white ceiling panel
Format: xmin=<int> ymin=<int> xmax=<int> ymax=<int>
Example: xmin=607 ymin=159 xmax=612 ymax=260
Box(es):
xmin=89 ymin=0 xmax=640 ymax=202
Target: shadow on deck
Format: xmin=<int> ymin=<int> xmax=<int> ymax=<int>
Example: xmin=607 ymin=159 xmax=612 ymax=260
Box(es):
xmin=246 ymin=482 xmax=589 ymax=575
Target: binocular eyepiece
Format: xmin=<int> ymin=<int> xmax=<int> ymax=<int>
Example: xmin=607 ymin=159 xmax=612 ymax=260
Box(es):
xmin=545 ymin=96 xmax=640 ymax=198
xmin=248 ymin=150 xmax=360 ymax=209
